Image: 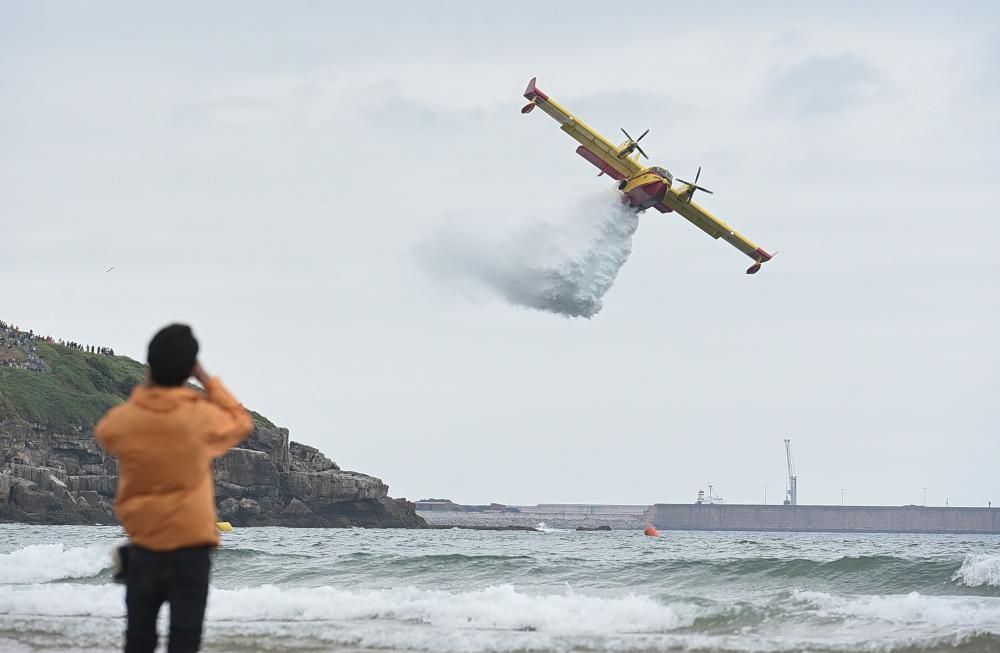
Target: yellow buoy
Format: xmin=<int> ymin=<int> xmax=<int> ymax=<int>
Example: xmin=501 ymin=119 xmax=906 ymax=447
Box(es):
xmin=216 ymin=521 xmax=234 ymax=532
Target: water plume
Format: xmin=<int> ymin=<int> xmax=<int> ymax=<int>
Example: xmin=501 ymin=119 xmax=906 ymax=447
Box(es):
xmin=422 ymin=192 xmax=639 ymax=318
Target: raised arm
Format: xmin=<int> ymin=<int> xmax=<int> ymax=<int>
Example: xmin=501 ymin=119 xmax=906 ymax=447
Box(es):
xmin=194 ymin=365 xmax=254 ymax=458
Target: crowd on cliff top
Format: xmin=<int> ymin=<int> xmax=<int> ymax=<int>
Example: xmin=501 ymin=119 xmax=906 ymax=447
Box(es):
xmin=0 ymin=319 xmax=115 ymax=372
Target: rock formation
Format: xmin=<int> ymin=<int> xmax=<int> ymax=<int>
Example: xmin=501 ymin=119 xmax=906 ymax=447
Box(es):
xmin=0 ymin=414 xmax=425 ymax=528
xmin=0 ymin=324 xmax=425 ymax=528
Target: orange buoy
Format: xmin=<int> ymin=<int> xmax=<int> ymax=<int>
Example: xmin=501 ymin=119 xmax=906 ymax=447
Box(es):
xmin=643 ymin=525 xmax=660 ymax=537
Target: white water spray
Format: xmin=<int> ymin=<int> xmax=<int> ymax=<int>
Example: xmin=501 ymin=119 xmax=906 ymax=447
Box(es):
xmin=422 ymin=192 xmax=640 ymax=318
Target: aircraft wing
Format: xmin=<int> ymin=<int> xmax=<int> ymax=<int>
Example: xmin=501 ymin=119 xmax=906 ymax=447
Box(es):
xmin=661 ymin=191 xmax=775 ymax=274
xmin=523 ymin=78 xmax=644 ymax=181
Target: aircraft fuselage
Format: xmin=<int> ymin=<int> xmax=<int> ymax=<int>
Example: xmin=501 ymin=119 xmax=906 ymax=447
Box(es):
xmin=617 ymin=167 xmax=702 ymax=215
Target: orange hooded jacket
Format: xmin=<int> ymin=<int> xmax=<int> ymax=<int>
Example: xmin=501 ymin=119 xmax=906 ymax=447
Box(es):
xmin=96 ymin=378 xmax=254 ymax=551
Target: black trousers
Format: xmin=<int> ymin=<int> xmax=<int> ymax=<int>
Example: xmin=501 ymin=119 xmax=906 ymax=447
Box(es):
xmin=124 ymin=545 xmax=212 ymax=653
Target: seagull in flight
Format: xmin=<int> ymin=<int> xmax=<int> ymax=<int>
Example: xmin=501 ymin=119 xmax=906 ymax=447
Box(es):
xmin=105 ymin=266 xmax=115 ymax=273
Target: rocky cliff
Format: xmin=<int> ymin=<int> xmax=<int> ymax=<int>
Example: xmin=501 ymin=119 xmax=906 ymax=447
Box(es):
xmin=0 ymin=324 xmax=425 ymax=528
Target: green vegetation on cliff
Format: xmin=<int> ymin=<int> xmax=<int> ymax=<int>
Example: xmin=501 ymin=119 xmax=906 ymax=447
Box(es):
xmin=0 ymin=343 xmax=144 ymax=431
xmin=0 ymin=342 xmax=276 ymax=432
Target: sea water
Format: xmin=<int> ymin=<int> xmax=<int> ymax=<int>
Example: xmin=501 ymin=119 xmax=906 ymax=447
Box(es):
xmin=1 ymin=524 xmax=999 ymax=652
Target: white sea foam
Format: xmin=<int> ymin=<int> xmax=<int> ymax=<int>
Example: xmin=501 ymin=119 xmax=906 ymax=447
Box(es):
xmin=0 ymin=582 xmax=695 ymax=649
xmin=214 ymin=583 xmax=693 ymax=634
xmin=955 ymin=554 xmax=1000 ymax=588
xmin=0 ymin=582 xmax=694 ymax=630
xmin=421 ymin=192 xmax=640 ymax=318
xmin=2 ymin=583 xmax=999 ymax=653
xmin=795 ymin=589 xmax=1000 ymax=630
xmin=0 ymin=583 xmax=123 ymax=617
xmin=0 ymin=543 xmax=112 ymax=585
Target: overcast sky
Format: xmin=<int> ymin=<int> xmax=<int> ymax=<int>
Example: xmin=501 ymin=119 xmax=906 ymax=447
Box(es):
xmin=3 ymin=2 xmax=998 ymax=507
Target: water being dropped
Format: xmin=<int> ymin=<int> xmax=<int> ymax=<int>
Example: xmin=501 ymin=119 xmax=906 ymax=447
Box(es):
xmin=423 ymin=192 xmax=640 ymax=318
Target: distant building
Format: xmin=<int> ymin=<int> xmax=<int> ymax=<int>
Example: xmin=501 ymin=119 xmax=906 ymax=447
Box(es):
xmin=414 ymin=500 xmax=460 ymax=512
xmin=695 ymin=484 xmax=725 ymax=505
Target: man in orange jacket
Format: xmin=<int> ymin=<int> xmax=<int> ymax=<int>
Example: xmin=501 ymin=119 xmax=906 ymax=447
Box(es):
xmin=96 ymin=324 xmax=254 ymax=653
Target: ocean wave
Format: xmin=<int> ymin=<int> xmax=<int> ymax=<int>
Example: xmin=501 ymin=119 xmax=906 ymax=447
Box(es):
xmin=793 ymin=589 xmax=1000 ymax=629
xmin=0 ymin=582 xmax=697 ymax=630
xmin=0 ymin=543 xmax=113 ymax=585
xmin=213 ymin=583 xmax=696 ymax=634
xmin=611 ymin=554 xmax=994 ymax=595
xmin=2 ymin=583 xmax=1000 ymax=652
xmin=0 ymin=582 xmax=702 ymax=651
xmin=214 ymin=546 xmax=318 ymax=562
xmin=385 ymin=553 xmax=537 ymax=563
xmin=0 ymin=583 xmax=123 ymax=617
xmin=954 ymin=555 xmax=1000 ymax=588
xmin=892 ymin=633 xmax=1000 ymax=653
xmin=250 ymin=550 xmax=991 ymax=596
xmin=683 ymin=554 xmax=952 ymax=579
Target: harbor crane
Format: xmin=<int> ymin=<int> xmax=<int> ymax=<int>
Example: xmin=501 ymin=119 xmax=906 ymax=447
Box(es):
xmin=783 ymin=439 xmax=798 ymax=506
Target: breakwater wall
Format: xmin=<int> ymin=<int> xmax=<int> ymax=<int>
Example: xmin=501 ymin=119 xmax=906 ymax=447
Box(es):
xmin=417 ymin=504 xmax=650 ymax=530
xmin=647 ymin=504 xmax=1000 ymax=534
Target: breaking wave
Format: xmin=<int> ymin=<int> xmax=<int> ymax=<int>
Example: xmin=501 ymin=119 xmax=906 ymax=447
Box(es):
xmin=421 ymin=192 xmax=639 ymax=318
xmin=634 ymin=555 xmax=968 ymax=594
xmin=210 ymin=550 xmax=998 ymax=596
xmin=2 ymin=583 xmax=1000 ymax=652
xmin=0 ymin=543 xmax=112 ymax=584
xmin=955 ymin=555 xmax=1000 ymax=588
xmin=793 ymin=589 xmax=1000 ymax=630
xmin=0 ymin=583 xmax=697 ymax=652
xmin=5 ymin=528 xmax=1000 ymax=652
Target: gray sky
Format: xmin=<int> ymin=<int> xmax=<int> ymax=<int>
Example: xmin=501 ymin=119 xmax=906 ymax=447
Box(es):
xmin=3 ymin=2 xmax=998 ymax=507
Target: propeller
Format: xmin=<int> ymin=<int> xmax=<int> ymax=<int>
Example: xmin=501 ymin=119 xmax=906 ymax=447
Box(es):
xmin=620 ymin=128 xmax=650 ymax=159
xmin=676 ymin=166 xmax=713 ymax=196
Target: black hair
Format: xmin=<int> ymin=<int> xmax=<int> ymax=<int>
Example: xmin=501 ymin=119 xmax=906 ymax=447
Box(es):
xmin=147 ymin=324 xmax=199 ymax=386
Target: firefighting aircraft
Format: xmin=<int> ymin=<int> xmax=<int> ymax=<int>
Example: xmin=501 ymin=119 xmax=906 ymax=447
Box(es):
xmin=521 ymin=78 xmax=774 ymax=274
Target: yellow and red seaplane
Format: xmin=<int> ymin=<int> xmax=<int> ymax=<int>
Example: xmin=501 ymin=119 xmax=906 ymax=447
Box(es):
xmin=521 ymin=78 xmax=774 ymax=274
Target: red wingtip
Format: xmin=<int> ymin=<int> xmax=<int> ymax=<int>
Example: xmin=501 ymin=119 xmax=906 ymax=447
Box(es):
xmin=746 ymin=249 xmax=777 ymax=274
xmin=523 ymin=77 xmax=537 ymax=100
xmin=523 ymin=77 xmax=548 ymax=101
